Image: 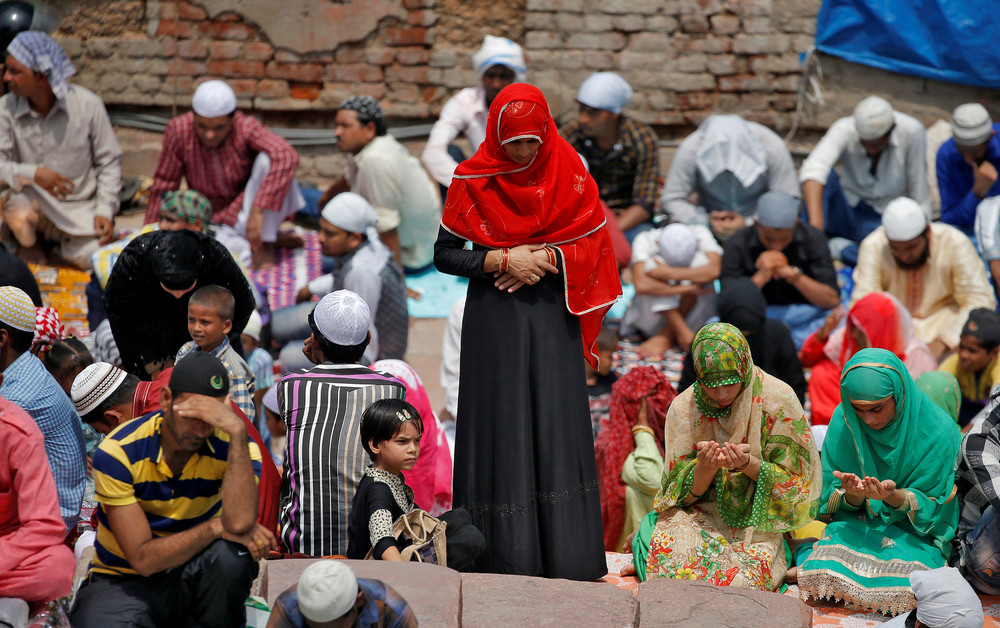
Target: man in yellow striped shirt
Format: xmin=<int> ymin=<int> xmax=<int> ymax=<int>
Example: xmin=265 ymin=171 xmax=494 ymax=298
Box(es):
xmin=71 ymin=352 xmax=275 ymax=627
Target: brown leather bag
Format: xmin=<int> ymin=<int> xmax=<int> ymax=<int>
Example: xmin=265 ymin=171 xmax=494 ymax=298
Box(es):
xmin=365 ymin=509 xmax=448 ymax=567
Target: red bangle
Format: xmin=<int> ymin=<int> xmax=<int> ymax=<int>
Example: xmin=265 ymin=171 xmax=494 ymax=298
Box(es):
xmin=546 ymin=247 xmax=556 ymax=267
xmin=499 ymin=248 xmax=509 ymax=273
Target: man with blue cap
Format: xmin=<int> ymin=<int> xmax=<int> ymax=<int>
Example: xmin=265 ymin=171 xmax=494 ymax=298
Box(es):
xmin=421 ymin=35 xmax=526 ymax=190
xmin=561 ymin=72 xmax=660 ymax=243
xmin=720 ymin=190 xmax=840 ymax=347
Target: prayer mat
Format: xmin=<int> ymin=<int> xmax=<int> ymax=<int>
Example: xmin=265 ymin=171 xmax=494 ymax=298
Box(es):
xmin=404 ymin=265 xmax=469 ymax=319
xmin=782 ymin=585 xmax=1000 ymax=626
xmin=249 ymin=231 xmax=323 ymax=312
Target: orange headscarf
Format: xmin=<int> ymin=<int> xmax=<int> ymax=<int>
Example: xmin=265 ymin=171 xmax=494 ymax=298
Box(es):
xmin=441 ymin=84 xmax=622 ymax=367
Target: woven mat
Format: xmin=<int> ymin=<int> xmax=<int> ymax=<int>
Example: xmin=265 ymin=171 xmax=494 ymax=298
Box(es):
xmin=248 ymin=231 xmax=324 ymax=312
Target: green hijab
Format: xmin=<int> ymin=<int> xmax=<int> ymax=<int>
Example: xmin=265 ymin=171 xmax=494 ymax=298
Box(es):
xmin=915 ymin=371 xmax=961 ymax=423
xmin=691 ymin=322 xmax=753 ymax=418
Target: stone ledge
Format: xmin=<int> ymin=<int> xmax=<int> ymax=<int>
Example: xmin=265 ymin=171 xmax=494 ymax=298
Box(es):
xmin=637 ymin=578 xmax=812 ymax=628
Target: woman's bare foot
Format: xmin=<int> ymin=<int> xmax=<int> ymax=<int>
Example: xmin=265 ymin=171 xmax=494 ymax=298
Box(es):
xmin=784 ymin=566 xmax=797 ymax=584
xmin=620 ymin=562 xmax=637 ymax=577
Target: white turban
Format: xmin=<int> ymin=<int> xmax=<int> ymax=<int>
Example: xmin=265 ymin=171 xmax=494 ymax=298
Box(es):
xmin=321 ymin=192 xmax=381 ymax=246
xmin=576 ymin=72 xmax=633 ymax=114
xmin=192 ymin=80 xmax=237 ymax=118
xmin=243 ymin=310 xmax=262 ymax=342
xmin=314 ymin=290 xmax=370 ymax=346
xmin=882 ymin=197 xmax=928 ymax=241
xmin=657 ymin=224 xmax=699 ymax=268
xmin=696 ymin=115 xmax=767 ymax=189
xmin=473 ymin=35 xmax=526 ymax=82
xmin=853 ymin=96 xmax=895 ymax=140
xmin=7 ymin=32 xmax=76 ymax=100
xmin=913 ymin=567 xmax=984 ymax=628
xmin=952 ymin=103 xmax=994 ymax=147
xmin=298 ymin=561 xmax=359 ymax=623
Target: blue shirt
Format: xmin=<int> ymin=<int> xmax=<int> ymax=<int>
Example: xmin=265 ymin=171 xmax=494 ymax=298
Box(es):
xmin=270 ymin=577 xmax=417 ymax=628
xmin=936 ymin=123 xmax=1000 ymax=231
xmin=0 ymin=350 xmax=86 ymax=529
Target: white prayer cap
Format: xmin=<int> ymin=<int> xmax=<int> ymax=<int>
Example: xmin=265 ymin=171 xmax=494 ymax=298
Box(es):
xmin=321 ymin=192 xmax=379 ymax=235
xmin=755 ymin=191 xmax=801 ymax=229
xmin=314 ymin=290 xmax=370 ymax=346
xmin=0 ymin=286 xmax=36 ymax=333
xmin=262 ymin=384 xmax=279 ymax=414
xmin=882 ymin=197 xmax=928 ymax=241
xmin=912 ymin=567 xmax=984 ymax=628
xmin=473 ymin=35 xmax=526 ymax=82
xmin=576 ymin=72 xmax=633 ymax=114
xmin=243 ymin=310 xmax=262 ymax=342
xmin=952 ymin=103 xmax=994 ymax=146
xmin=72 ymin=363 xmax=128 ymax=416
xmin=298 ymin=560 xmax=359 ymax=623
xmin=853 ymin=96 xmax=895 ymax=140
xmin=192 ymin=80 xmax=237 ymax=118
xmin=657 ymin=224 xmax=698 ymax=268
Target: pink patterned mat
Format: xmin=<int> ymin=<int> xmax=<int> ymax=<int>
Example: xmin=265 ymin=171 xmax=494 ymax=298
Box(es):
xmin=248 ymin=231 xmax=323 ymax=311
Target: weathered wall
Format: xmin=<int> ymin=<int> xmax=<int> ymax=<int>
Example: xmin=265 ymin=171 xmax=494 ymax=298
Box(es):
xmin=45 ymin=0 xmax=1000 ymax=178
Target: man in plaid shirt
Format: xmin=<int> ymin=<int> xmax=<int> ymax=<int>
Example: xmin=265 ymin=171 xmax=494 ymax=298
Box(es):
xmin=144 ymin=80 xmax=304 ymax=268
xmin=561 ymin=72 xmax=660 ymax=244
xmin=956 ymin=404 xmax=1000 ymax=594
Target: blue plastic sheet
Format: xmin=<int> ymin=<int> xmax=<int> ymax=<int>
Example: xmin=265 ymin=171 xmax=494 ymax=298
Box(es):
xmin=815 ymin=0 xmax=1000 ymax=88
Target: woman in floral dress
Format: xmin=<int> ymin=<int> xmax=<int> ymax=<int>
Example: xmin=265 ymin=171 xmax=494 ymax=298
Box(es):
xmin=628 ymin=322 xmax=821 ymax=589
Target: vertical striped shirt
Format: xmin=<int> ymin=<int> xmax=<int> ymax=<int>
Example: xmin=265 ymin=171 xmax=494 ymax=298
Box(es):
xmin=89 ymin=410 xmax=262 ymax=576
xmin=278 ymin=363 xmax=405 ymax=556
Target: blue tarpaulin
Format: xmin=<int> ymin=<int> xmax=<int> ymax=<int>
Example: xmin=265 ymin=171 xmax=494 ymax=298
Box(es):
xmin=815 ymin=0 xmax=1000 ymax=88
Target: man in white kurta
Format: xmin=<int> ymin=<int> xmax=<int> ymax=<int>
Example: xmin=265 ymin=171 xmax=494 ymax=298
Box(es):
xmin=851 ymin=197 xmax=995 ymax=359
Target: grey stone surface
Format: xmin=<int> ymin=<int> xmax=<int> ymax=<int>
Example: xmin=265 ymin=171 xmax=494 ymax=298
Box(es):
xmin=461 ymin=573 xmax=639 ymax=627
xmin=638 ymin=578 xmax=812 ymax=628
xmin=263 ymin=558 xmax=461 ymax=628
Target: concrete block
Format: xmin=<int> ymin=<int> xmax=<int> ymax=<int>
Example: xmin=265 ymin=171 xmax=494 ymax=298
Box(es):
xmin=637 ymin=578 xmax=812 ymax=627
xmin=461 ymin=573 xmax=638 ymax=627
xmin=263 ymin=559 xmax=461 ymax=628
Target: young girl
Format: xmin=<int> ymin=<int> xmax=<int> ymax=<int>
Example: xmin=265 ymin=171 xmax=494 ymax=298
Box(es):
xmin=346 ymin=398 xmax=423 ymax=561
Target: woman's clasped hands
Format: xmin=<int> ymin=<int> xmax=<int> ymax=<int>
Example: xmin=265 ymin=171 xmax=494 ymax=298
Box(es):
xmin=832 ymin=470 xmax=898 ymax=506
xmin=494 ymin=243 xmax=558 ymax=292
xmin=695 ymin=440 xmax=752 ymax=472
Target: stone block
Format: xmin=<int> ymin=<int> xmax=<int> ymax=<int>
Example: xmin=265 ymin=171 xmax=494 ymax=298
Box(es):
xmin=637 ymin=578 xmax=812 ymax=627
xmin=461 ymin=573 xmax=637 ymax=627
xmin=565 ymin=32 xmax=627 ymax=51
xmin=710 ymin=14 xmax=741 ymax=35
xmin=613 ymin=14 xmax=646 ymax=32
xmin=732 ymin=33 xmax=789 ymax=54
xmin=207 ymin=60 xmax=266 ymax=79
xmin=243 ymin=42 xmax=274 ymax=62
xmin=396 ymin=47 xmax=429 ymax=66
xmin=87 ymin=38 xmax=116 ymax=59
xmin=264 ymin=559 xmax=461 ymax=627
xmin=429 ymin=49 xmax=458 ymax=68
xmin=177 ymin=39 xmax=209 ymax=60
xmin=266 ymin=62 xmax=324 ymax=83
xmin=210 ymin=41 xmax=243 ymax=61
xmin=645 ymin=15 xmax=680 ymax=33
xmin=525 ymin=31 xmax=562 ymax=50
xmin=680 ymin=14 xmax=710 ymax=34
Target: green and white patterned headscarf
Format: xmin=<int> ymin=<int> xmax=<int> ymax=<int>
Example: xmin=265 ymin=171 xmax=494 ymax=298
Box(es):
xmin=692 ymin=322 xmax=753 ymax=418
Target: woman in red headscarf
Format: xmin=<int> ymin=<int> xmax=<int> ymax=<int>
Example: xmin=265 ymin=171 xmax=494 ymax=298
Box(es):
xmin=434 ymin=83 xmax=621 ymax=580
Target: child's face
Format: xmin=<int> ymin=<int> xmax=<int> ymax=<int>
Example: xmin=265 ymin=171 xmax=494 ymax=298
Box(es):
xmin=597 ymin=347 xmax=615 ymax=376
xmin=370 ymin=420 xmax=421 ymax=474
xmin=264 ymin=407 xmax=285 ymax=438
xmin=187 ymin=302 xmax=232 ymax=351
xmin=958 ymin=335 xmax=998 ymax=373
xmin=241 ymin=333 xmax=258 ymax=354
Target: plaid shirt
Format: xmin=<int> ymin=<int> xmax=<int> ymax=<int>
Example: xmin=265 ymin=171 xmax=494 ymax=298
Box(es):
xmin=956 ymin=407 xmax=1000 ymax=539
xmin=270 ymin=578 xmax=417 ymax=628
xmin=561 ymin=115 xmax=660 ymax=215
xmin=0 ymin=351 xmax=86 ymax=529
xmin=145 ymin=111 xmax=299 ymax=226
xmin=176 ymin=337 xmax=256 ymax=420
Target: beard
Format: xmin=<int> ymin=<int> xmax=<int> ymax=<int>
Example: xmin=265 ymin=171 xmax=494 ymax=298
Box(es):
xmin=893 ymin=244 xmax=930 ymax=270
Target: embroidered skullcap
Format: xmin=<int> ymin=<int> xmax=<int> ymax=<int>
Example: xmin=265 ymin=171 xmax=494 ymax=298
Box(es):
xmin=242 ymin=310 xmax=262 ymax=342
xmin=951 ymin=103 xmax=994 ymax=147
xmin=33 ymin=306 xmax=64 ymax=346
xmin=576 ymin=72 xmax=633 ymax=114
xmin=657 ymin=224 xmax=698 ymax=268
xmin=72 ymin=362 xmax=127 ymax=416
xmin=912 ymin=567 xmax=984 ymax=628
xmin=7 ymin=32 xmax=76 ymax=100
xmin=339 ymin=96 xmax=384 ymax=127
xmin=191 ymin=80 xmax=237 ymax=118
xmin=313 ymin=290 xmax=370 ymax=346
xmin=0 ymin=286 xmax=37 ymax=332
xmin=882 ymin=197 xmax=928 ymax=241
xmin=321 ymin=192 xmax=380 ymax=245
xmin=853 ymin=96 xmax=895 ymax=140
xmin=262 ymin=383 xmax=279 ymax=414
xmin=298 ymin=560 xmax=359 ymax=623
xmin=755 ymin=190 xmax=801 ymax=229
xmin=473 ymin=35 xmax=526 ymax=82
xmin=160 ymin=190 xmax=213 ymax=233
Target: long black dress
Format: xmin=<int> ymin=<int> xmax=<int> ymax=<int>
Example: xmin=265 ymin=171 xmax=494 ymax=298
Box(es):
xmin=434 ymin=228 xmax=606 ymax=580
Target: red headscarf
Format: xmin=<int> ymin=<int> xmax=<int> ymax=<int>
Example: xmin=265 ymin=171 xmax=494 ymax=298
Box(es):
xmin=594 ymin=366 xmax=676 ymax=550
xmin=840 ymin=292 xmax=906 ymax=366
xmin=441 ymin=83 xmax=622 ymax=368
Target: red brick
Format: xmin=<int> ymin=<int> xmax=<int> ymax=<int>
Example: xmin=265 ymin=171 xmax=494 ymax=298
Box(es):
xmin=274 ymin=50 xmax=302 ymax=63
xmin=215 ymin=11 xmax=242 ymax=22
xmin=206 ymin=60 xmax=265 ymax=78
xmin=385 ymin=65 xmax=429 ymax=83
xmin=155 ymin=20 xmax=193 ymax=38
xmin=210 ymin=41 xmax=242 ymax=60
xmin=406 ymin=9 xmax=436 ymax=27
xmin=356 ymin=83 xmax=387 ymax=99
xmin=266 ymin=62 xmax=324 ymax=83
xmin=290 ymin=83 xmax=322 ymax=100
xmin=177 ymin=39 xmax=208 ymax=59
xmin=677 ymin=92 xmax=714 ymax=109
xmin=395 ymin=47 xmax=428 ymax=65
xmin=243 ymin=42 xmax=273 ymax=62
xmin=228 ymin=79 xmax=257 ymax=98
xmin=177 ymin=1 xmax=207 ymax=20
xmin=382 ymin=27 xmax=429 ymax=46
xmin=718 ymin=73 xmax=769 ymax=92
xmin=255 ymin=79 xmax=289 ymax=99
xmin=167 ymin=59 xmax=207 ymax=75
xmin=772 ymin=93 xmax=798 ymax=111
xmin=198 ymin=21 xmax=254 ymax=41
xmin=158 ymin=3 xmax=178 ymax=20
xmin=365 ymin=48 xmax=395 ymax=66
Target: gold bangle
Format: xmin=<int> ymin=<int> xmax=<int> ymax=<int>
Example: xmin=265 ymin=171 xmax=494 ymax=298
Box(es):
xmin=631 ymin=425 xmax=655 ymax=438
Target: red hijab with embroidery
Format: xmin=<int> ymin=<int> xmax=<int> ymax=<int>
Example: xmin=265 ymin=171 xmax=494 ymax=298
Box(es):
xmin=441 ymin=83 xmax=621 ymax=368
xmin=839 ymin=292 xmax=906 ymax=366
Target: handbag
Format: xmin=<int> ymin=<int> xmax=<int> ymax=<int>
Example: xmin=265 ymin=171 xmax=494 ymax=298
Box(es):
xmin=366 ymin=509 xmax=448 ymax=567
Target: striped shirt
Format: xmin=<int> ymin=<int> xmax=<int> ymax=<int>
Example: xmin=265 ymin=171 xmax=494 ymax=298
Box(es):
xmin=177 ymin=337 xmax=256 ymax=420
xmin=89 ymin=410 xmax=262 ymax=576
xmin=144 ymin=111 xmax=300 ymax=227
xmin=278 ymin=363 xmax=405 ymax=556
xmin=0 ymin=350 xmax=86 ymax=529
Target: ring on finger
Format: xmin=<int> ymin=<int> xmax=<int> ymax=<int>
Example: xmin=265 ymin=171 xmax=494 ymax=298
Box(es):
xmin=255 ymin=539 xmax=264 ymax=547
